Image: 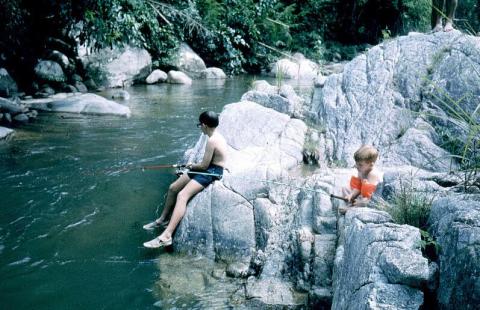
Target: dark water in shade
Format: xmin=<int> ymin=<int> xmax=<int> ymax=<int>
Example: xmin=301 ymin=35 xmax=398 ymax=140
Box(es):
xmin=0 ymin=76 xmax=314 ymax=309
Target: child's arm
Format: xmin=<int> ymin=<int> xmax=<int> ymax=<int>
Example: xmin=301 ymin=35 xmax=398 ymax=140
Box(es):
xmin=349 ymin=189 xmax=361 ymax=202
xmin=188 ymin=140 xmax=214 ymax=170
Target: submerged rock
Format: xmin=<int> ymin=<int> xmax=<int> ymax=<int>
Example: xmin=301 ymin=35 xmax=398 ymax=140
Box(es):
xmin=13 ymin=113 xmax=29 ymax=124
xmin=23 ymin=93 xmax=131 ymax=117
xmin=110 ymin=90 xmax=130 ymax=100
xmin=204 ymin=67 xmax=227 ymax=79
xmin=245 ymin=277 xmax=308 ymax=309
xmin=167 ymin=70 xmax=192 ymax=85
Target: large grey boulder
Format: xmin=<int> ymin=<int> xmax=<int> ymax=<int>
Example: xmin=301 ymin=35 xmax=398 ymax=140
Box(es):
xmin=332 ymin=208 xmax=429 ymax=309
xmin=34 ymin=60 xmax=66 ymax=83
xmin=0 ymin=68 xmax=18 ymax=97
xmin=80 ymin=46 xmax=151 ymax=88
xmin=184 ymin=101 xmax=307 ymax=174
xmin=0 ymin=126 xmax=14 ymax=140
xmin=310 ymin=31 xmax=479 ymax=171
xmin=175 ymin=101 xmax=307 ymax=262
xmin=429 ymin=195 xmax=480 ymax=309
xmin=23 ymin=93 xmax=131 ymax=117
xmin=172 ymin=43 xmax=207 ymax=79
xmin=173 ymin=182 xmax=255 ymax=262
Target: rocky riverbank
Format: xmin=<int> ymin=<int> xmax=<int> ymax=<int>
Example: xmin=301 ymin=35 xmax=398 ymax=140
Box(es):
xmin=168 ymin=30 xmax=479 ymax=309
xmin=0 ymin=39 xmax=229 ymax=139
xmin=2 ymin=27 xmax=478 ymax=309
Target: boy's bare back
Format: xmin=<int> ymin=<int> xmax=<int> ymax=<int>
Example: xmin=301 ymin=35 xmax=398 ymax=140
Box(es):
xmin=208 ymin=132 xmax=227 ymax=167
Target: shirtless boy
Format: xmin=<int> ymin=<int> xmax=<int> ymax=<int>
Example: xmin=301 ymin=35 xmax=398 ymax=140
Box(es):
xmin=143 ymin=111 xmax=228 ymax=248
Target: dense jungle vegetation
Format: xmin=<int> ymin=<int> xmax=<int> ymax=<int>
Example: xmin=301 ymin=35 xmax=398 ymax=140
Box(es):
xmin=1 ymin=0 xmax=480 ymax=84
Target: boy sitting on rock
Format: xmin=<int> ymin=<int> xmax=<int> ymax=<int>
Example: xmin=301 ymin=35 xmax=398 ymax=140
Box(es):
xmin=339 ymin=145 xmax=383 ymax=214
xmin=143 ymin=111 xmax=228 ymax=248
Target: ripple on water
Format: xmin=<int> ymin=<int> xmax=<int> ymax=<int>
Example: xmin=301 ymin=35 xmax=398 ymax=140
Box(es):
xmin=63 ymin=208 xmax=99 ymax=231
xmin=8 ymin=256 xmax=32 ymax=266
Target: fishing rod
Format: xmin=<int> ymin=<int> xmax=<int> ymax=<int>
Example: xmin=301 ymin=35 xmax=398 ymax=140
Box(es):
xmin=175 ymin=170 xmax=350 ymax=200
xmin=330 ymin=194 xmax=349 ymax=202
xmin=141 ymin=164 xmax=186 ymax=171
xmin=134 ymin=164 xmax=350 ymax=201
xmin=97 ymin=163 xmax=186 ymax=176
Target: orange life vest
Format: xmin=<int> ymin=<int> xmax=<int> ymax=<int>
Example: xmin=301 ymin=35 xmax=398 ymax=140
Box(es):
xmin=350 ymin=176 xmax=377 ymax=199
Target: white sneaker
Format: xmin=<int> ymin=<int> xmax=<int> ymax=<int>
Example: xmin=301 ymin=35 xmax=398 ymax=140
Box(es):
xmin=143 ymin=237 xmax=173 ymax=248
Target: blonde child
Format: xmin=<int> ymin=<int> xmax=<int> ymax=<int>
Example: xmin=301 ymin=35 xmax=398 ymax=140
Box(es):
xmin=339 ymin=145 xmax=383 ymax=214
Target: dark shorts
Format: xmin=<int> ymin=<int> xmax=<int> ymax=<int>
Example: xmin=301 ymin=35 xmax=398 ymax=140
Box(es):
xmin=187 ymin=164 xmax=224 ymax=187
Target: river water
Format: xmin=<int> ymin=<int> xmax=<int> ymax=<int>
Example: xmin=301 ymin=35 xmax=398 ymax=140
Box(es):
xmin=0 ymin=77 xmax=313 ymax=309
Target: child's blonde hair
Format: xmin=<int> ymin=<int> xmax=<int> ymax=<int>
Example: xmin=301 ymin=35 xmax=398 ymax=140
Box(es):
xmin=354 ymin=145 xmax=379 ymax=163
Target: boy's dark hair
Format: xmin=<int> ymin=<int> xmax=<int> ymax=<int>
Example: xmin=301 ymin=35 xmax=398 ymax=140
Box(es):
xmin=199 ymin=111 xmax=219 ymax=128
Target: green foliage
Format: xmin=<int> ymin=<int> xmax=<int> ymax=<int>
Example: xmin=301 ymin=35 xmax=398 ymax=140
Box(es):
xmin=81 ymin=0 xmax=179 ymax=64
xmin=275 ymin=63 xmax=285 ymax=90
xmin=0 ymin=0 xmax=83 ymax=88
xmin=419 ymin=229 xmax=440 ymax=258
xmin=267 ymin=0 xmax=433 ymax=62
xmin=387 ymin=178 xmax=434 ymax=230
xmin=455 ymin=0 xmax=480 ymax=35
xmin=378 ymin=176 xmax=439 ymax=258
xmin=186 ymin=0 xmax=295 ymax=74
xmin=399 ymin=0 xmax=431 ymax=33
xmin=1 ymin=0 xmax=480 ymax=82
xmin=421 ymin=44 xmax=480 ymax=192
